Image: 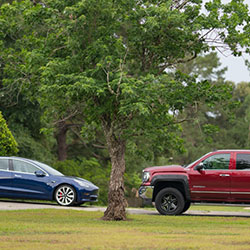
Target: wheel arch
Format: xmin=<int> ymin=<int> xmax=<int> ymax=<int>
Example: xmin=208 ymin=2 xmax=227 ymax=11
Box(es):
xmin=151 ymin=175 xmax=190 ymax=202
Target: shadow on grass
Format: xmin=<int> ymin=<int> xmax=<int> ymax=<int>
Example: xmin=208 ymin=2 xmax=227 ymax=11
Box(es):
xmin=0 ymin=198 xmax=90 ymax=208
xmin=182 ymin=212 xmax=250 ymax=218
xmin=132 ymin=209 xmax=250 ymax=218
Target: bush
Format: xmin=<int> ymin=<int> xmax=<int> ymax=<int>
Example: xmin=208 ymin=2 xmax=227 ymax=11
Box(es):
xmin=0 ymin=112 xmax=18 ymax=155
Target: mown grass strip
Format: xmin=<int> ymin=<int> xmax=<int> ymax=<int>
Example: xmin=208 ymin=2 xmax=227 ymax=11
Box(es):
xmin=0 ymin=209 xmax=250 ymax=249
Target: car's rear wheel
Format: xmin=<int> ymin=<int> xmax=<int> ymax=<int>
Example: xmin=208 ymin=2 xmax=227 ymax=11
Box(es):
xmin=155 ymin=188 xmax=185 ymax=215
xmin=55 ymin=185 xmax=76 ymax=206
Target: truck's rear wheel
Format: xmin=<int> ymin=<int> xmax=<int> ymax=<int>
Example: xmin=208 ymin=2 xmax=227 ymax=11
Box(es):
xmin=155 ymin=188 xmax=185 ymax=215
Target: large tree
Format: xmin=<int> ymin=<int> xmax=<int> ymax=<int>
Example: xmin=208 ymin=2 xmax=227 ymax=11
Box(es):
xmin=1 ymin=0 xmax=250 ymax=220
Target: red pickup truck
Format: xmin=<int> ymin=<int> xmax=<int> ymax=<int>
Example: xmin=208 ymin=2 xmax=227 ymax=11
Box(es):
xmin=139 ymin=150 xmax=250 ymax=215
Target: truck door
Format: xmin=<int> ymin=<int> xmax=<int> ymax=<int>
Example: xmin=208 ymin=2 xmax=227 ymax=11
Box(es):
xmin=189 ymin=153 xmax=232 ymax=201
xmin=231 ymin=152 xmax=250 ymax=201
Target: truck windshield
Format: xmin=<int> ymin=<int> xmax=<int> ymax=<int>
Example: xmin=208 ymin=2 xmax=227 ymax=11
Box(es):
xmin=184 ymin=153 xmax=211 ymax=168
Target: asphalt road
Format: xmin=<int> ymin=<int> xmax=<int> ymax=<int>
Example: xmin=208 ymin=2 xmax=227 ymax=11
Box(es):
xmin=1 ymin=200 xmax=250 ymax=217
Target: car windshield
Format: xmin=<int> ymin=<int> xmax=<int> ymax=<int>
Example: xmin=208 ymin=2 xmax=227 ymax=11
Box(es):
xmin=32 ymin=161 xmax=64 ymax=176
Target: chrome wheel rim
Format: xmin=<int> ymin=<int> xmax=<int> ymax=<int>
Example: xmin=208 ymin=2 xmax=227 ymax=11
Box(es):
xmin=161 ymin=194 xmax=178 ymax=213
xmin=56 ymin=186 xmax=75 ymax=206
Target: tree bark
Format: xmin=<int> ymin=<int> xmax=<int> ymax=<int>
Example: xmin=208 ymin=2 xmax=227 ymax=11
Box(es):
xmin=102 ymin=122 xmax=128 ymax=221
xmin=247 ymin=122 xmax=250 ymax=148
xmin=55 ymin=121 xmax=68 ymax=161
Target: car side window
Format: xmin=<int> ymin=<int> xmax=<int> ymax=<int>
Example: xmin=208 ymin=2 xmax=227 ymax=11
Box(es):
xmin=202 ymin=154 xmax=230 ymax=170
xmin=13 ymin=160 xmax=40 ymax=174
xmin=0 ymin=159 xmax=9 ymax=170
xmin=236 ymin=154 xmax=250 ymax=170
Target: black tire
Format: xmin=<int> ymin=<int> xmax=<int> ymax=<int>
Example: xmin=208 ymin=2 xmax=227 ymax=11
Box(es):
xmin=155 ymin=187 xmax=185 ymax=215
xmin=182 ymin=201 xmax=191 ymax=214
xmin=55 ymin=185 xmax=76 ymax=206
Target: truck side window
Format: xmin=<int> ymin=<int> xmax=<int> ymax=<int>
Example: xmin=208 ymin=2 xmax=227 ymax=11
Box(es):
xmin=202 ymin=154 xmax=230 ymax=170
xmin=236 ymin=154 xmax=250 ymax=170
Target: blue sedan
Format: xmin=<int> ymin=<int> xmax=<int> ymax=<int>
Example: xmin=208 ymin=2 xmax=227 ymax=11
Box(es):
xmin=0 ymin=156 xmax=99 ymax=206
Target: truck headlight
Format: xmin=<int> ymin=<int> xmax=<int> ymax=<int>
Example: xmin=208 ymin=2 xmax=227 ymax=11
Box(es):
xmin=142 ymin=171 xmax=150 ymax=182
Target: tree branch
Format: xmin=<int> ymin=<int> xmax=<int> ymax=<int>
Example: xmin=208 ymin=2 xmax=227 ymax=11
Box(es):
xmin=53 ymin=110 xmax=79 ymax=125
xmin=116 ymin=49 xmax=128 ymax=99
xmin=158 ymin=52 xmax=197 ymax=74
xmin=49 ymin=45 xmax=67 ymax=57
xmin=176 ymin=0 xmax=190 ymax=10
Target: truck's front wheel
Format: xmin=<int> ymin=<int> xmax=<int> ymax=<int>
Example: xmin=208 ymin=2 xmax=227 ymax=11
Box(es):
xmin=155 ymin=188 xmax=185 ymax=215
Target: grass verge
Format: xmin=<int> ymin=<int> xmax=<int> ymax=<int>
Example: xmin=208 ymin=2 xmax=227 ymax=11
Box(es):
xmin=0 ymin=209 xmax=250 ymax=249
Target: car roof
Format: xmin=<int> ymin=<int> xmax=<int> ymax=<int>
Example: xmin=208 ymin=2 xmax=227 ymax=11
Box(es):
xmin=0 ymin=156 xmax=40 ymax=165
xmin=0 ymin=156 xmax=35 ymax=160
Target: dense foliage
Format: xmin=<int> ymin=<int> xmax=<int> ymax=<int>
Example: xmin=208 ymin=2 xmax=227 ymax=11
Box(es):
xmin=174 ymin=80 xmax=250 ymax=165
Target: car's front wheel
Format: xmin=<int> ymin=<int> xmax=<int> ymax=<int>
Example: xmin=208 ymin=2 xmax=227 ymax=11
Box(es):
xmin=155 ymin=188 xmax=185 ymax=215
xmin=55 ymin=185 xmax=76 ymax=206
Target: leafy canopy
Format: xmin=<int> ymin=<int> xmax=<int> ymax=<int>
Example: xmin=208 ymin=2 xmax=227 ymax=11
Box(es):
xmin=1 ymin=0 xmax=249 ymax=153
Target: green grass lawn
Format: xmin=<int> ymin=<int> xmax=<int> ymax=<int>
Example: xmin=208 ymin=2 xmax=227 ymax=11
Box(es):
xmin=0 ymin=209 xmax=250 ymax=249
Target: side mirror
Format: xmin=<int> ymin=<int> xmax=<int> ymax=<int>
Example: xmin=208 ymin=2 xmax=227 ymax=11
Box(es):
xmin=195 ymin=162 xmax=204 ymax=171
xmin=35 ymin=170 xmax=46 ymax=177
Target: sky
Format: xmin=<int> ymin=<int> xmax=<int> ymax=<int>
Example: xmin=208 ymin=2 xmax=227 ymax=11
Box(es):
xmin=217 ymin=0 xmax=250 ymax=83
xmin=219 ymin=54 xmax=250 ymax=84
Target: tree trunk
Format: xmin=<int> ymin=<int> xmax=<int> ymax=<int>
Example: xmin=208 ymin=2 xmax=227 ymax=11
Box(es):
xmin=55 ymin=121 xmax=68 ymax=161
xmin=247 ymin=122 xmax=250 ymax=148
xmin=102 ymin=123 xmax=127 ymax=221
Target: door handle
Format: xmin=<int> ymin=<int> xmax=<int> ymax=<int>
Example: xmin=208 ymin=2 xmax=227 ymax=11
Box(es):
xmin=220 ymin=174 xmax=230 ymax=177
xmin=14 ymin=174 xmax=22 ymax=178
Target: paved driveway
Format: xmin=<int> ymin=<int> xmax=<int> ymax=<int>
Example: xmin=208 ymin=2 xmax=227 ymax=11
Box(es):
xmin=1 ymin=200 xmax=250 ymax=217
